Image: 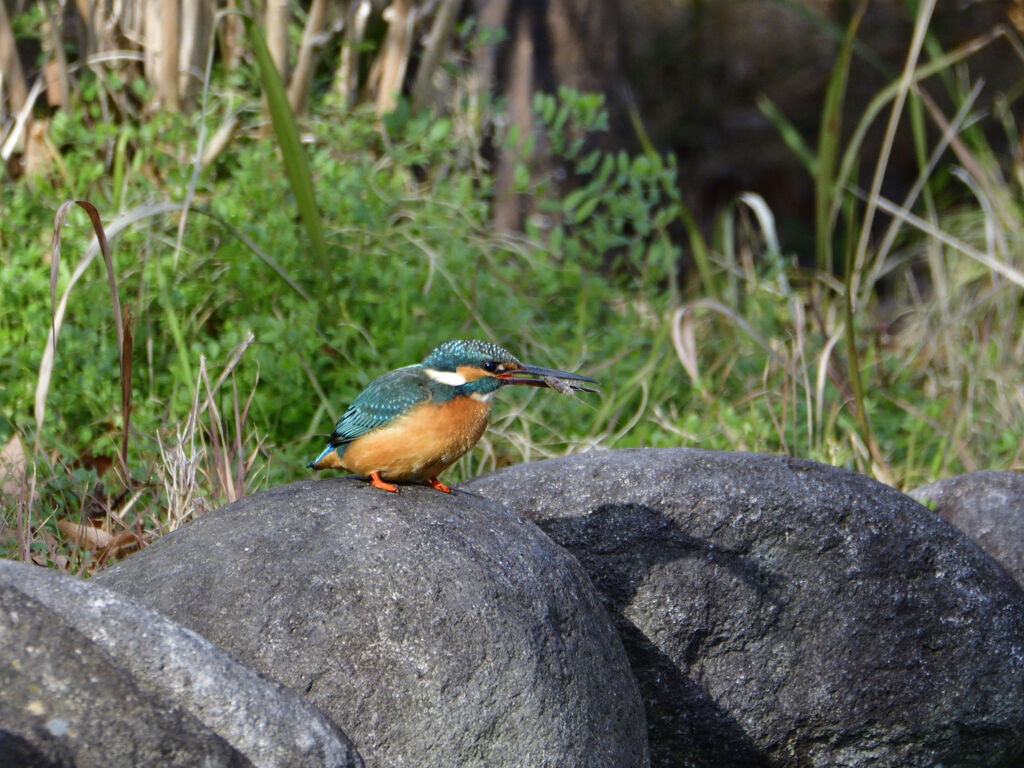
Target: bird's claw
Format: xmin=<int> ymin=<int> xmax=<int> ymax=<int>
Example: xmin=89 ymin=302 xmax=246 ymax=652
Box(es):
xmin=427 ymin=476 xmax=452 ymax=493
xmin=369 ymin=472 xmax=399 ymax=493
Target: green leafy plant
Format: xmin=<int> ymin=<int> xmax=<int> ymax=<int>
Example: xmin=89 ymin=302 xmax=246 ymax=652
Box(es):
xmin=2 ymin=5 xmax=1023 ymax=573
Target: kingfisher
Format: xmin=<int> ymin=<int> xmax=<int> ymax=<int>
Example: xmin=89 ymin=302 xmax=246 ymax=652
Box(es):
xmin=306 ymin=339 xmax=598 ymax=493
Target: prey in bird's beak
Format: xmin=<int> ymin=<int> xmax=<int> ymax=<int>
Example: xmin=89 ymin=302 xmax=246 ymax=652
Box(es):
xmin=496 ymin=364 xmax=600 ymax=394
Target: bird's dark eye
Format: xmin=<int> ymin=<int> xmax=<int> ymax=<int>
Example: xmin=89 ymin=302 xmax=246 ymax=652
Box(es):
xmin=482 ymin=361 xmax=499 ymax=373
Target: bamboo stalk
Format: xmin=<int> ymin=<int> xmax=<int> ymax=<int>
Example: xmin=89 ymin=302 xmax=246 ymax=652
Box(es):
xmin=334 ymin=0 xmax=371 ymax=107
xmin=288 ymin=0 xmax=330 ymax=114
xmin=160 ymin=0 xmax=181 ymax=110
xmin=41 ymin=0 xmax=70 ymax=109
xmin=264 ymin=0 xmax=290 ymax=81
xmin=411 ymin=0 xmax=464 ymax=112
xmin=221 ymin=0 xmax=245 ymax=69
xmin=376 ymin=0 xmax=416 ymax=114
xmin=0 ymin=0 xmax=27 ymax=113
xmin=179 ymin=0 xmax=214 ymax=107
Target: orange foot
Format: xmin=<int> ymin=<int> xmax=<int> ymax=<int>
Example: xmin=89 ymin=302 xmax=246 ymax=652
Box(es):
xmin=426 ymin=476 xmax=452 ymax=493
xmin=369 ymin=471 xmax=398 ymax=493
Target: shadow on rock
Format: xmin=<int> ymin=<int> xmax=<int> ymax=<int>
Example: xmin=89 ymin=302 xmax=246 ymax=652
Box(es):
xmin=462 ymin=447 xmax=1024 ymax=768
xmin=542 ymin=503 xmax=771 ymax=768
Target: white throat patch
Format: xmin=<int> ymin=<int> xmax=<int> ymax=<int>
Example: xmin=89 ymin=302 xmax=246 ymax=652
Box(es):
xmin=470 ymin=391 xmax=496 ymax=402
xmin=424 ymin=368 xmax=468 ymax=386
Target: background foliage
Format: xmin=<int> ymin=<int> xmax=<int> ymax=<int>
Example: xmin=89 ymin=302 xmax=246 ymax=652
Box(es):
xmin=1 ymin=1 xmax=1022 ymax=572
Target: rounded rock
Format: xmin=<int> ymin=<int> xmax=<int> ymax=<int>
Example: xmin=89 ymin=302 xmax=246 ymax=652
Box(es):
xmin=0 ymin=559 xmax=360 ymax=768
xmin=461 ymin=448 xmax=1024 ymax=768
xmin=911 ymin=470 xmax=1024 ymax=587
xmin=94 ymin=478 xmax=649 ymax=768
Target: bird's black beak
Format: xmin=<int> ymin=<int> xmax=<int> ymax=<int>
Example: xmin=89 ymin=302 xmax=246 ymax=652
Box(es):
xmin=496 ymin=364 xmax=600 ymax=393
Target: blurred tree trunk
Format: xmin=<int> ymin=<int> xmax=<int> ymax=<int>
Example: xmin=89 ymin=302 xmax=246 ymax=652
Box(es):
xmin=160 ymin=0 xmax=181 ymax=110
xmin=410 ymin=0 xmax=463 ymax=111
xmin=492 ymin=3 xmax=534 ymax=232
xmin=41 ymin=0 xmax=70 ymax=108
xmin=179 ymin=0 xmax=214 ymax=106
xmin=288 ymin=0 xmax=330 ymax=114
xmin=261 ymin=0 xmax=289 ymax=134
xmin=71 ymin=0 xmax=121 ymax=63
xmin=0 ymin=0 xmax=28 ymax=114
xmin=376 ymin=0 xmax=416 ymax=114
xmin=475 ymin=0 xmax=627 ymax=231
xmin=264 ymin=0 xmax=290 ymax=81
xmin=220 ymin=0 xmax=246 ymax=69
xmin=143 ymin=0 xmax=212 ymax=110
xmin=334 ymin=0 xmax=371 ymax=107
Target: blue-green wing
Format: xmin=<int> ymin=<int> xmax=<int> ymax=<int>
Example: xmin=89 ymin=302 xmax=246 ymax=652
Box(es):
xmin=327 ymin=365 xmax=431 ymax=447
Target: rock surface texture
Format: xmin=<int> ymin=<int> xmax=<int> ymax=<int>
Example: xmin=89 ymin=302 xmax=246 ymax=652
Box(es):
xmin=461 ymin=448 xmax=1024 ymax=768
xmin=94 ymin=478 xmax=649 ymax=768
xmin=0 ymin=559 xmax=361 ymax=768
xmin=911 ymin=470 xmax=1024 ymax=588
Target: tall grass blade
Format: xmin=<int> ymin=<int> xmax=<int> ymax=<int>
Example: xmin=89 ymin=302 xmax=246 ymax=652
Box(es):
xmin=174 ymin=5 xmax=221 ymax=269
xmin=37 ymin=202 xmax=181 ymax=451
xmin=50 ymin=202 xmax=124 ymax=351
xmin=757 ymin=94 xmax=816 ymax=175
xmin=42 ymin=202 xmax=131 ymax=468
xmin=839 ymin=0 xmax=936 ymax=478
xmin=867 ymin=81 xmax=984 ymax=288
xmin=833 ymin=25 xmax=1020 ymax=236
xmin=737 ymin=192 xmax=781 ymax=257
xmin=0 ymin=75 xmax=44 ymax=165
xmin=625 ymin=92 xmax=713 ymax=298
xmin=859 ymin=190 xmax=1024 ymax=290
xmin=767 ymin=0 xmax=891 ymax=75
xmin=677 ymin=204 xmax=715 ymax=299
xmin=815 ymin=0 xmax=866 ymax=273
xmin=851 ymin=0 xmax=936 ymax=287
xmin=241 ymin=15 xmax=330 ymax=279
xmin=190 ymin=208 xmax=312 ymax=300
xmin=120 ymin=304 xmax=134 ymax=472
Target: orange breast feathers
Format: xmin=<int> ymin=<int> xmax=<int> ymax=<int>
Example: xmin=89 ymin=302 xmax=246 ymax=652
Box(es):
xmin=338 ymin=395 xmax=492 ymax=482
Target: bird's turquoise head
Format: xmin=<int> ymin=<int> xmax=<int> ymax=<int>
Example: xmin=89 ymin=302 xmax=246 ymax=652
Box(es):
xmin=420 ymin=339 xmax=598 ymax=397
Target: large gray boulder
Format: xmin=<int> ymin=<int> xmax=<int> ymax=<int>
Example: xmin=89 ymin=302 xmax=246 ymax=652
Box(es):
xmin=0 ymin=558 xmax=361 ymax=768
xmin=910 ymin=470 xmax=1024 ymax=587
xmin=94 ymin=478 xmax=649 ymax=768
xmin=461 ymin=448 xmax=1024 ymax=768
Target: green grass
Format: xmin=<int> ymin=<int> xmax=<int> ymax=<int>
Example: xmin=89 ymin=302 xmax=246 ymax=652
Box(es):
xmin=1 ymin=8 xmax=1023 ymax=573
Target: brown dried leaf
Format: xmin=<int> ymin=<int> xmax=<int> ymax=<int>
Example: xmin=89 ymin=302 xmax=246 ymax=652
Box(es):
xmin=57 ymin=519 xmax=114 ymax=551
xmin=112 ymin=529 xmax=139 ymax=553
xmin=0 ymin=434 xmax=27 ymax=500
xmin=97 ymin=530 xmax=142 ymax=563
xmin=78 ymin=453 xmax=113 ymax=477
xmin=31 ymin=529 xmax=69 ymax=570
xmin=44 ymin=59 xmax=65 ymax=108
xmin=671 ymin=306 xmax=700 ymax=383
